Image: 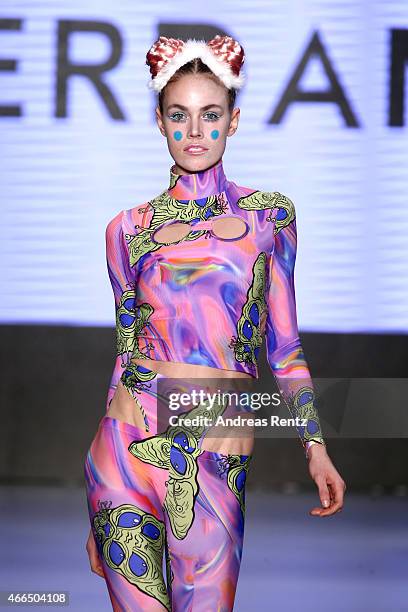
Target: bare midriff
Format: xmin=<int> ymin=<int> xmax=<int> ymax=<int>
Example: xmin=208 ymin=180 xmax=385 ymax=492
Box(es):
xmin=107 ymin=356 xmax=255 ymax=455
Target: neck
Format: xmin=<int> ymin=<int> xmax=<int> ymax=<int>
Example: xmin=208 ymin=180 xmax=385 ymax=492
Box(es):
xmin=167 ymin=158 xmax=228 ymax=200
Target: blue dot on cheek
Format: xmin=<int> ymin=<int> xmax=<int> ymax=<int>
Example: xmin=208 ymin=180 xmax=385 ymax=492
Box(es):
xmin=210 ymin=129 xmax=219 ymax=140
xmin=173 ymin=131 xmax=183 ymax=141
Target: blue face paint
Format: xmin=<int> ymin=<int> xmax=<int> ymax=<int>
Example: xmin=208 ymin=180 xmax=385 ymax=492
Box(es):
xmin=210 ymin=129 xmax=219 ymax=140
xmin=173 ymin=130 xmax=183 ymax=141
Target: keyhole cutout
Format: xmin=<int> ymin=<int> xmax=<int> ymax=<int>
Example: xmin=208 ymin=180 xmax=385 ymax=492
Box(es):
xmin=151 ymin=216 xmax=249 ymax=245
xmin=211 ymin=216 xmax=248 ymax=240
xmin=152 ymin=222 xmax=190 ymax=244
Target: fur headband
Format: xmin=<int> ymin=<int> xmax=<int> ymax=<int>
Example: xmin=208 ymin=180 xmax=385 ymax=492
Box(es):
xmin=146 ymin=35 xmax=246 ymax=92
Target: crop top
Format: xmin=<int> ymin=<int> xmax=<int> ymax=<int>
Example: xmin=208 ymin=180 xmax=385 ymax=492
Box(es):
xmin=105 ymin=158 xmax=326 ymax=456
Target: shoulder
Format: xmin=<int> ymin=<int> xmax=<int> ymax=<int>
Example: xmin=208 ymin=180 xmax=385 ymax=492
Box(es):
xmin=258 ymin=191 xmax=296 ymax=220
xmin=122 ymin=194 xmax=164 ymax=232
xmin=234 ymin=188 xmax=296 ymax=237
xmin=234 ymin=187 xmax=296 ymax=217
xmin=105 ymin=195 xmax=154 ymax=238
xmin=105 ymin=209 xmax=124 ymax=239
xmin=268 ymin=192 xmax=296 ymax=234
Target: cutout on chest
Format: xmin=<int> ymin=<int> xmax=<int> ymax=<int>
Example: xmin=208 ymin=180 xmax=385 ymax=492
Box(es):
xmin=151 ymin=215 xmax=250 ymax=245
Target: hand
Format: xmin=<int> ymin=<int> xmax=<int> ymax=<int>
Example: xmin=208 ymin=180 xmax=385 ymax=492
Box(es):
xmin=307 ymin=444 xmax=346 ymax=517
xmin=86 ymin=528 xmax=105 ymax=578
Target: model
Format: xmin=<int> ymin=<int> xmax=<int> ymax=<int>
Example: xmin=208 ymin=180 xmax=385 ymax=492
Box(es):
xmin=84 ymin=34 xmax=346 ymax=612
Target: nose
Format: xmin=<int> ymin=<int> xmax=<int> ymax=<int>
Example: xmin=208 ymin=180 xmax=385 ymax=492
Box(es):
xmin=188 ymin=115 xmax=203 ymax=139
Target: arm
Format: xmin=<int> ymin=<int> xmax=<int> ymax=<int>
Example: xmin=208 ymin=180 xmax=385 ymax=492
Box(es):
xmin=265 ymin=197 xmax=326 ymax=458
xmin=105 ymin=209 xmax=138 ymax=410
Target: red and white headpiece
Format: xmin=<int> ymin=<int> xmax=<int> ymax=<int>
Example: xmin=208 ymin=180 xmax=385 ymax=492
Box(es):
xmin=146 ymin=35 xmax=246 ymax=92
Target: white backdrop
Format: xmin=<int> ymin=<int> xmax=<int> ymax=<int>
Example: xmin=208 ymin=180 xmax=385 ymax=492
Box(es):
xmin=1 ymin=1 xmax=407 ymax=332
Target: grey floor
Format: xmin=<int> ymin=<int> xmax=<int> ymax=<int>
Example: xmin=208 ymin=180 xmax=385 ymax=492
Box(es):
xmin=0 ymin=485 xmax=407 ymax=611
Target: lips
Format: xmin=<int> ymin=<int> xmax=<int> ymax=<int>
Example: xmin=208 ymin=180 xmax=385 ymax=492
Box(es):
xmin=184 ymin=145 xmax=208 ymax=152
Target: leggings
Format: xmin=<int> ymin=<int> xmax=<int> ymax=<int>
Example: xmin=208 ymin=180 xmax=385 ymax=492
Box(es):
xmin=83 ymin=366 xmax=252 ymax=611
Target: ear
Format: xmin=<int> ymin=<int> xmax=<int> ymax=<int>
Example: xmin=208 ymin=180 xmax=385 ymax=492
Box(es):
xmin=156 ymin=106 xmax=166 ymax=137
xmin=227 ymin=107 xmax=240 ymax=136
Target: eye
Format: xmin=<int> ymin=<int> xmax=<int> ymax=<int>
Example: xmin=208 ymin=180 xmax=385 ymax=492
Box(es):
xmin=168 ymin=111 xmax=220 ymax=122
xmin=204 ymin=112 xmax=220 ymax=121
xmin=169 ymin=112 xmax=185 ymax=122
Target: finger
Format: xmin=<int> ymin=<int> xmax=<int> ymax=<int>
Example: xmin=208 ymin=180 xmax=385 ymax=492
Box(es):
xmin=316 ymin=479 xmax=331 ymax=509
xmin=310 ymin=502 xmax=343 ymax=517
xmin=329 ymin=479 xmax=345 ymax=510
xmin=90 ymin=558 xmax=105 ymax=578
xmin=309 ymin=485 xmax=337 ymax=516
xmin=315 ymin=482 xmax=345 ymax=516
xmin=309 ymin=506 xmax=326 ymax=516
xmin=317 ymin=505 xmax=343 ymax=517
xmin=87 ymin=545 xmax=105 ymax=578
xmin=308 ymin=477 xmax=329 ymax=515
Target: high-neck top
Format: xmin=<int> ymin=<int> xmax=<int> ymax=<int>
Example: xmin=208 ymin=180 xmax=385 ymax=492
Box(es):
xmin=167 ymin=158 xmax=228 ymax=200
xmin=103 ymin=162 xmax=326 ymax=453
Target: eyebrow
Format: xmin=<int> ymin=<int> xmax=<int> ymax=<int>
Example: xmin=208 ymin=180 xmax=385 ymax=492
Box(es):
xmin=167 ymin=104 xmax=224 ymax=111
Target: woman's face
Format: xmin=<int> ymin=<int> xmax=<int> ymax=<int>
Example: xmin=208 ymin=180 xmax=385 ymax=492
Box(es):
xmin=156 ymin=73 xmax=240 ymax=174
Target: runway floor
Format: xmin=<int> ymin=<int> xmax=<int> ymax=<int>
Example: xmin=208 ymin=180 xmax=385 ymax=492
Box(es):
xmin=0 ymin=485 xmax=406 ymax=611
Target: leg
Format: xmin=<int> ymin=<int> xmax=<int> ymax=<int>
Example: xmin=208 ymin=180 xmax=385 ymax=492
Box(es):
xmin=123 ymin=375 xmax=252 ymax=610
xmin=164 ymin=451 xmax=252 ymax=612
xmin=84 ymin=416 xmax=171 ymax=611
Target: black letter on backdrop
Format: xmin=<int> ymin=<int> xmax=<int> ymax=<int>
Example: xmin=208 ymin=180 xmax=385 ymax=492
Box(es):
xmin=389 ymin=28 xmax=408 ymax=126
xmin=56 ymin=20 xmax=125 ymax=119
xmin=157 ymin=23 xmax=230 ymax=42
xmin=0 ymin=18 xmax=22 ymax=117
xmin=269 ymin=31 xmax=359 ymax=127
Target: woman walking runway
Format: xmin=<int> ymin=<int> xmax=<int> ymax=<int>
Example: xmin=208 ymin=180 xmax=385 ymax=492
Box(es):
xmin=84 ymin=34 xmax=346 ymax=611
